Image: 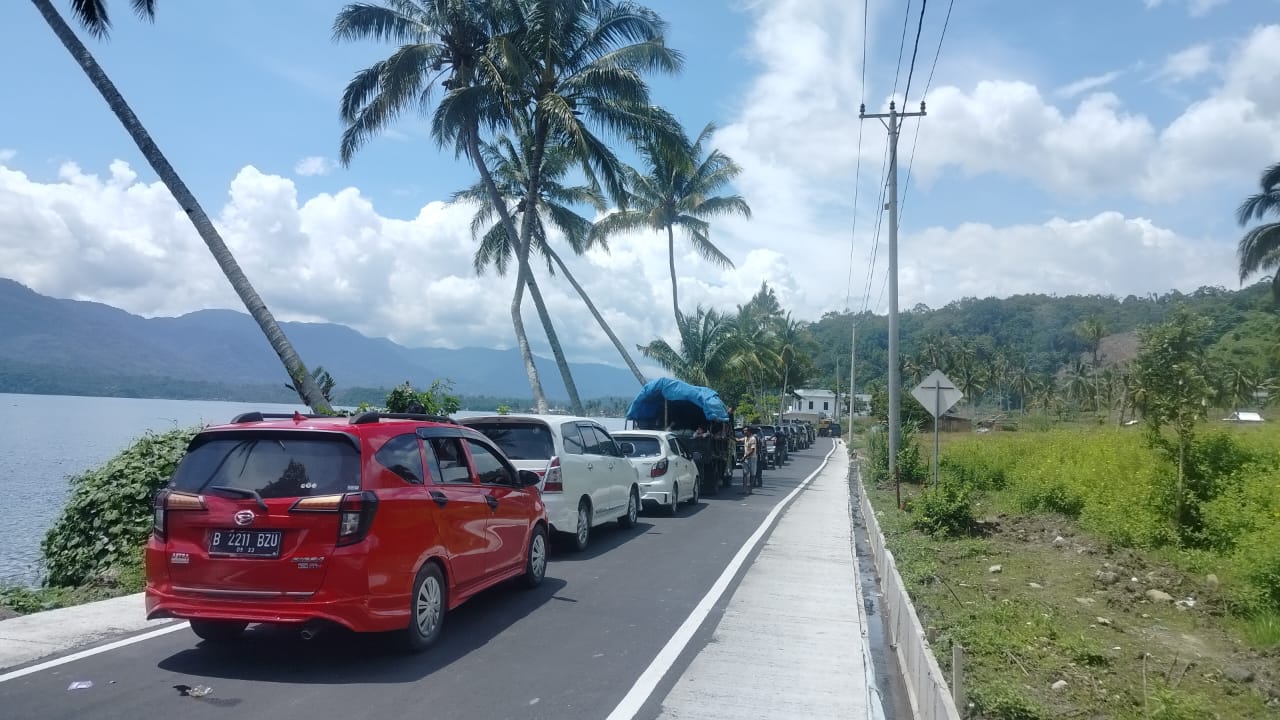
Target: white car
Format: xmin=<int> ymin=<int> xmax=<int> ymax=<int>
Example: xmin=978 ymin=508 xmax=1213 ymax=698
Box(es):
xmin=459 ymin=415 xmax=641 ymax=552
xmin=614 ymin=430 xmax=700 ymax=515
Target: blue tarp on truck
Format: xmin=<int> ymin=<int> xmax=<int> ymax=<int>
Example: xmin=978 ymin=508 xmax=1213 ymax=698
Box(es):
xmin=625 ymin=377 xmax=731 ymax=428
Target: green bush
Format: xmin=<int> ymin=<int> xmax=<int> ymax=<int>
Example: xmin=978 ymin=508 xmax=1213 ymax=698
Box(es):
xmin=41 ymin=427 xmax=198 ymax=587
xmin=910 ymin=478 xmax=976 ymax=537
xmin=866 ymin=423 xmax=928 ymax=485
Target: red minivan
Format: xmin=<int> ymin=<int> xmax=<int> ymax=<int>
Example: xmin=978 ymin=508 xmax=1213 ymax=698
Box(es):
xmin=145 ymin=411 xmax=549 ymax=651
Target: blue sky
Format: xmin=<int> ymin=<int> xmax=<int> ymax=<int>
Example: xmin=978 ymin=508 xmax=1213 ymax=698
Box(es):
xmin=1 ymin=0 xmax=1279 ymax=366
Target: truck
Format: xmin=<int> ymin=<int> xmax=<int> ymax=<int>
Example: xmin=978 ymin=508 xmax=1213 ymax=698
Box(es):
xmin=623 ymin=378 xmax=735 ymax=496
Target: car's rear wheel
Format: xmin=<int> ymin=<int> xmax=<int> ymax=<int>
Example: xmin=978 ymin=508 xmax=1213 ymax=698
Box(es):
xmin=619 ymin=487 xmax=639 ymax=528
xmin=570 ymin=499 xmax=592 ymax=552
xmin=522 ymin=525 xmax=548 ymax=589
xmin=402 ymin=562 xmax=446 ymax=653
xmin=189 ymin=619 xmax=247 ymax=644
xmin=667 ymin=483 xmax=680 ymax=516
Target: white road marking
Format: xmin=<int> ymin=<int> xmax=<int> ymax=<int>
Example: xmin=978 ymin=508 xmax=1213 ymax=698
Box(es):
xmin=604 ymin=442 xmax=839 ymax=720
xmin=0 ymin=622 xmax=189 ymax=684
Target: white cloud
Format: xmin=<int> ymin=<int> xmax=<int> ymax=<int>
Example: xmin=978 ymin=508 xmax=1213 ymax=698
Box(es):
xmin=1143 ymin=0 xmax=1228 ymax=15
xmin=910 ymin=24 xmax=1280 ymax=203
xmin=1055 ymin=70 xmax=1123 ymax=99
xmin=0 ymin=149 xmax=14 ymax=163
xmin=293 ymin=156 xmax=335 ymax=177
xmin=1189 ymin=0 xmax=1228 ymax=16
xmin=1157 ymin=43 xmax=1213 ymax=83
xmin=898 ymin=212 xmax=1234 ymax=310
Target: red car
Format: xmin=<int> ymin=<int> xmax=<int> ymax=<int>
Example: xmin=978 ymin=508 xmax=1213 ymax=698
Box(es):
xmin=145 ymin=411 xmax=548 ymax=651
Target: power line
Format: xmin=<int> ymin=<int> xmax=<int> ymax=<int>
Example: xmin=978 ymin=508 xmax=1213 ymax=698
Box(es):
xmin=898 ymin=0 xmax=955 ymax=225
xmin=878 ymin=0 xmax=956 ymax=314
xmin=891 ymin=0 xmax=914 ymax=97
xmin=902 ymin=0 xmax=929 ymax=105
xmin=843 ymin=0 xmax=871 ymax=313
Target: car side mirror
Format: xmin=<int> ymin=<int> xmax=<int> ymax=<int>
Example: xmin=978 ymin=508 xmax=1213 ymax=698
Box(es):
xmin=517 ymin=469 xmax=541 ymax=487
xmin=617 ymin=441 xmax=635 ymax=456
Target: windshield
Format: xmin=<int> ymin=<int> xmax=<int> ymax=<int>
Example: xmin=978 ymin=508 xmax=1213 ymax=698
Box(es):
xmin=467 ymin=422 xmax=555 ymax=460
xmin=171 ymin=431 xmax=361 ymax=498
xmin=617 ymin=436 xmax=662 ymax=457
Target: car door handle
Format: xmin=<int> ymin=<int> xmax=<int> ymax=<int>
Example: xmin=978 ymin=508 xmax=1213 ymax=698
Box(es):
xmin=608 ymin=462 xmax=615 ymax=470
xmin=485 ymin=495 xmax=499 ymax=510
xmin=430 ymin=491 xmax=448 ymax=508
xmin=587 ymin=462 xmax=594 ymax=470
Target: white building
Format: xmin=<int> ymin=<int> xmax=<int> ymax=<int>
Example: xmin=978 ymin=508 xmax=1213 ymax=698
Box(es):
xmin=787 ymin=389 xmax=840 ymax=418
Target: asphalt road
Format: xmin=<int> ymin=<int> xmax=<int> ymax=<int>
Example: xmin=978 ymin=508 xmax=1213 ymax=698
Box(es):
xmin=0 ymin=440 xmax=833 ymax=720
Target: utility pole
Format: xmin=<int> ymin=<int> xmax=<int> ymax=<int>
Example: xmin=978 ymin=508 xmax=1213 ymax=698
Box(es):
xmin=848 ymin=318 xmax=856 ymax=444
xmin=860 ymin=100 xmax=925 ymax=490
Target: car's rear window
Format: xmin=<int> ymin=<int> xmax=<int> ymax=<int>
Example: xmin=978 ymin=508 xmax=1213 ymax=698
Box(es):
xmin=171 ymin=431 xmax=361 ymax=498
xmin=467 ymin=422 xmax=555 ymax=460
xmin=618 ymin=437 xmax=662 ymax=457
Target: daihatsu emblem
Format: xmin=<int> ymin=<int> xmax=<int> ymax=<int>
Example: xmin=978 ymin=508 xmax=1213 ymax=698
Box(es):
xmin=234 ymin=510 xmax=255 ymax=526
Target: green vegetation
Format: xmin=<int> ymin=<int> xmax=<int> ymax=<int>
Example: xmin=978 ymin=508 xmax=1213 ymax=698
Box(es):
xmin=638 ymin=282 xmax=819 ymax=421
xmin=0 ymin=426 xmax=203 ymax=614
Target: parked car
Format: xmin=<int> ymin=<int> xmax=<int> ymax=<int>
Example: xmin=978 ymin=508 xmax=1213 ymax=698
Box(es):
xmin=459 ymin=414 xmax=642 ymax=552
xmin=613 ymin=430 xmax=700 ymax=514
xmin=145 ymin=411 xmax=548 ymax=652
xmin=756 ymin=424 xmax=785 ymax=467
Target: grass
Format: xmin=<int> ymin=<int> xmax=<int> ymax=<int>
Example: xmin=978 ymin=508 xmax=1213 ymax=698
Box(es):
xmin=857 ymin=423 xmax=1280 ymax=719
xmin=0 ymin=553 xmax=143 ymax=616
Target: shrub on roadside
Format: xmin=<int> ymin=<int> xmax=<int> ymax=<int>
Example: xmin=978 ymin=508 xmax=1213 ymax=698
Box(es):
xmin=40 ymin=427 xmax=198 ymax=587
xmin=866 ymin=422 xmax=928 ymax=485
xmin=910 ymin=478 xmax=976 ymax=537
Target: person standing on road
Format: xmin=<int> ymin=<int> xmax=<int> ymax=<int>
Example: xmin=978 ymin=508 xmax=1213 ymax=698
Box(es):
xmin=741 ymin=427 xmax=757 ymax=496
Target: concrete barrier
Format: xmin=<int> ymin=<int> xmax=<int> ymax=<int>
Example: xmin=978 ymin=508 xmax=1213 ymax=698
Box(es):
xmin=856 ymin=472 xmax=963 ymax=720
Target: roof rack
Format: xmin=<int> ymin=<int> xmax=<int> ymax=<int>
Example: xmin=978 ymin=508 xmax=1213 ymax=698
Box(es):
xmin=348 ymin=412 xmax=457 ymax=426
xmin=230 ymin=411 xmax=333 ymax=424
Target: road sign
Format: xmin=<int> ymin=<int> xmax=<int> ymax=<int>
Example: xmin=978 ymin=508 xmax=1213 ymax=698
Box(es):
xmin=912 ymin=370 xmax=963 ymax=418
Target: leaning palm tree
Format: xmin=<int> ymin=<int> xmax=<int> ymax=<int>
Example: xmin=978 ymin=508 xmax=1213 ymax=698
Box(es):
xmin=591 ymin=122 xmax=751 ymax=324
xmin=32 ymin=0 xmax=333 ymax=412
xmin=454 ymin=134 xmax=647 ymax=384
xmin=1237 ymin=162 xmax=1280 ymax=301
xmin=639 ymin=306 xmax=741 ymax=389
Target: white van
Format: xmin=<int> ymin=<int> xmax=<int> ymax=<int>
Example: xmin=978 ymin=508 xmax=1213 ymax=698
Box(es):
xmin=459 ymin=415 xmax=641 ymax=551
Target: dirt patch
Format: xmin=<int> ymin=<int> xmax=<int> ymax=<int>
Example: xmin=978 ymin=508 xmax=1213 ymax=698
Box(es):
xmin=868 ymin=481 xmax=1280 ymax=719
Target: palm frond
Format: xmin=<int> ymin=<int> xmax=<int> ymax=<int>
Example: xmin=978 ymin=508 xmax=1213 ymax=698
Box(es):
xmin=1237 ymin=223 xmax=1280 ymax=282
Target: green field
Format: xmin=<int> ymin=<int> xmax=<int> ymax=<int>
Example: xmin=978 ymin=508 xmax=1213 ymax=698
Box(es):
xmin=860 ymin=421 xmax=1280 ymax=719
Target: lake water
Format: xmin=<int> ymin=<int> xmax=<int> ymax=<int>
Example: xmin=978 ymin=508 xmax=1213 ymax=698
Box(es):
xmin=0 ymin=393 xmax=625 ymax=586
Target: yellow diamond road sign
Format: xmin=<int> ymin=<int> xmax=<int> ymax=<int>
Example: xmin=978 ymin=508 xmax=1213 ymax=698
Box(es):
xmin=911 ymin=370 xmax=963 ymax=419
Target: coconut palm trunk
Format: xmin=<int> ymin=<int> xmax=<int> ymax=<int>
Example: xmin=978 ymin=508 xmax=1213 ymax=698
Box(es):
xmin=464 ymin=129 xmax=549 ymax=413
xmin=545 ymin=246 xmax=646 ymax=385
xmin=32 ymin=0 xmax=332 ymax=413
xmin=516 ymin=124 xmax=583 ymax=415
xmin=666 ymin=224 xmax=681 ymax=322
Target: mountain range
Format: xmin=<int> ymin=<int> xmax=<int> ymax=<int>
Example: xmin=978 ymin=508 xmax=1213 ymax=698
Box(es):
xmin=0 ymin=279 xmax=642 ymax=402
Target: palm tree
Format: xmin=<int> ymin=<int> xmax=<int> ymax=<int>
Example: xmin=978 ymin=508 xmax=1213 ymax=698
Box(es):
xmin=1076 ymin=316 xmax=1107 ymax=367
xmin=454 ymin=133 xmax=647 ymax=384
xmin=33 ymin=0 xmax=333 ymax=413
xmin=591 ymin=122 xmax=751 ymax=324
xmin=481 ymin=0 xmax=683 ymax=413
xmin=1237 ymin=162 xmax=1280 ymax=301
xmin=332 ymin=0 xmax=557 ymax=412
xmin=638 ymin=306 xmax=741 ymax=388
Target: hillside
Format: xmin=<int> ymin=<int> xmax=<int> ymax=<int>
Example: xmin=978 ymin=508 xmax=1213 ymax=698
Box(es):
xmin=807 ymin=283 xmax=1280 ymax=390
xmin=0 ymin=279 xmax=641 ymax=402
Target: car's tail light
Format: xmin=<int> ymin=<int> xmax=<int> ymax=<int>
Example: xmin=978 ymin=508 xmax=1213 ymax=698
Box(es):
xmin=337 ymin=491 xmax=379 ymax=546
xmin=153 ymin=490 xmax=206 ymax=540
xmin=650 ymin=458 xmax=669 ymax=477
xmin=541 ymin=456 xmax=563 ymax=492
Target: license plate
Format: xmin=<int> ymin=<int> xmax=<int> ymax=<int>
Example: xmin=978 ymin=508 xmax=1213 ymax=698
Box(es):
xmin=209 ymin=529 xmax=283 ymax=558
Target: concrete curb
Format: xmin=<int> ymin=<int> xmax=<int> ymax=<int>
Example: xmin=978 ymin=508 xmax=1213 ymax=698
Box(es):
xmin=0 ymin=593 xmax=170 ymax=671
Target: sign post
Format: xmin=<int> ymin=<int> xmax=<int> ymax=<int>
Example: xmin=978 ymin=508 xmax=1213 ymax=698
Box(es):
xmin=911 ymin=370 xmax=964 ymax=487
